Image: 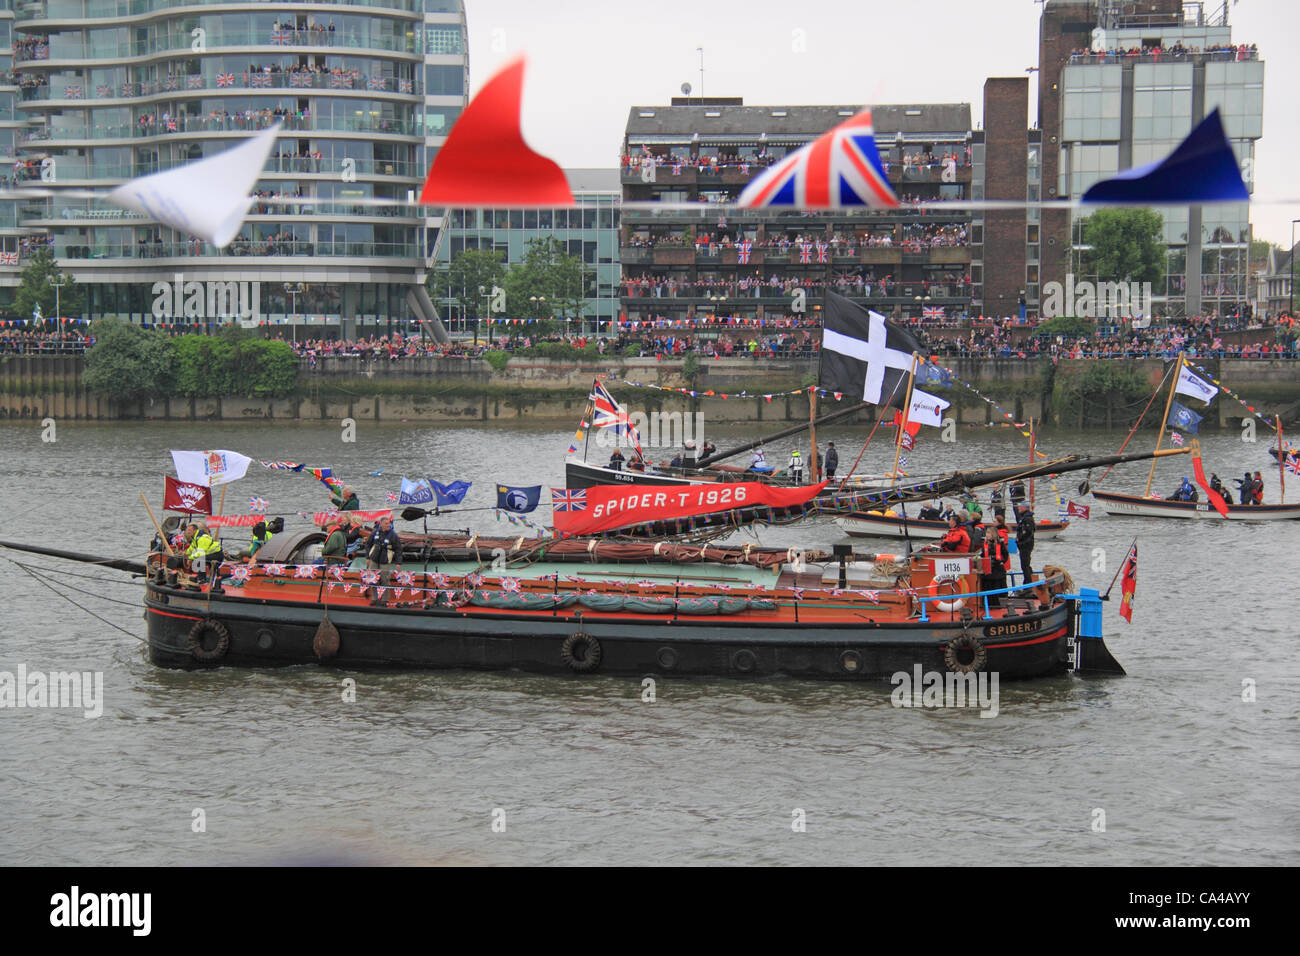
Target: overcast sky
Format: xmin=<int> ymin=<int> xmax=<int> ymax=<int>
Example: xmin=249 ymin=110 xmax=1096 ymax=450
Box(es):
xmin=463 ymin=0 xmax=1300 ymax=250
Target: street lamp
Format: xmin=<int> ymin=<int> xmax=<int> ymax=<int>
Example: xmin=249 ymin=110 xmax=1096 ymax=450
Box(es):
xmin=529 ymin=295 xmax=545 ymax=324
xmin=478 ymin=284 xmax=494 ymax=346
xmin=46 ymin=273 xmax=71 ymax=342
xmin=284 ymin=282 xmax=304 ymax=346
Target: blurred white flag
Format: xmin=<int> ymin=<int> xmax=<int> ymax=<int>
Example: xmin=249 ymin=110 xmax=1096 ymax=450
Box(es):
xmin=108 ymin=124 xmax=281 ymax=248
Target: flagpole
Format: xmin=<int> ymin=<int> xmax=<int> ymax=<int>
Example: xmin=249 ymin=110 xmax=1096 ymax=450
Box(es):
xmin=808 ymin=386 xmax=820 ymax=484
xmin=1103 ymin=536 xmax=1137 ymax=600
xmin=1143 ymin=351 xmax=1184 ymax=498
xmin=1278 ymin=414 xmax=1286 ymax=504
xmin=140 ymin=493 xmax=175 ymax=555
xmin=891 ymin=353 xmax=919 ymax=483
xmin=1028 ymin=417 xmax=1036 ymax=508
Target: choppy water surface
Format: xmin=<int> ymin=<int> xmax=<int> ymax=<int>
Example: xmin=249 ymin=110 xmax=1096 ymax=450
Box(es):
xmin=0 ymin=421 xmax=1296 ymax=865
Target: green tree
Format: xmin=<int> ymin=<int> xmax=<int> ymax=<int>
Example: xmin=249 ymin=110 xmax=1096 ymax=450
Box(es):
xmin=436 ymin=248 xmax=507 ymax=330
xmin=83 ymin=319 xmax=176 ymax=404
xmin=504 ymin=237 xmax=584 ymax=332
xmin=1079 ymin=208 xmax=1165 ymax=286
xmin=14 ymin=247 xmax=85 ymax=321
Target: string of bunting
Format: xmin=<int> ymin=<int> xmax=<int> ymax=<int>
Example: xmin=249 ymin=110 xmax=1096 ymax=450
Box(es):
xmin=1188 ymin=361 xmax=1283 ymax=431
xmin=611 ymin=378 xmax=846 ymax=402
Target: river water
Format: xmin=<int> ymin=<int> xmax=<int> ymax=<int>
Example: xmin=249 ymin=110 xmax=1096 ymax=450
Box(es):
xmin=0 ymin=420 xmax=1295 ymax=865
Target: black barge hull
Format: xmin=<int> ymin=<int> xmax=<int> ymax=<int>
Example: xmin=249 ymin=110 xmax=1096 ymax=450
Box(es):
xmin=144 ymin=583 xmax=1075 ymax=681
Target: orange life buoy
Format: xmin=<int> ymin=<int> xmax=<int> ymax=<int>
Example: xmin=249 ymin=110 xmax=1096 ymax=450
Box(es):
xmin=928 ymin=574 xmax=966 ymax=613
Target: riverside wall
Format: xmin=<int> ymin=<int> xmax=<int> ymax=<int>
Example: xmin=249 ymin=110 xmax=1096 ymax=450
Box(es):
xmin=2 ymin=354 xmax=1298 ymax=428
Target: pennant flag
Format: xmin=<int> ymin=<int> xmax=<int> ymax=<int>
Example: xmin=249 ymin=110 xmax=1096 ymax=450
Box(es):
xmin=1174 ymin=365 xmax=1217 ymax=404
xmin=497 ymin=484 xmax=541 ymax=514
xmin=1066 ymin=501 xmax=1090 ymax=520
xmin=107 ymin=123 xmax=281 ymax=247
xmin=1118 ymin=543 xmax=1137 ymax=623
xmin=399 ymin=477 xmax=434 ymax=505
xmin=260 ymin=461 xmax=305 ymax=472
xmin=907 ymin=387 xmax=950 ymax=428
xmin=1191 ymin=445 xmax=1231 ymax=518
xmin=1167 ymin=400 xmax=1203 ymax=434
xmin=428 ymin=479 xmax=471 ymax=506
xmin=737 ymin=109 xmax=898 ymax=209
xmin=418 ymin=56 xmax=573 ymax=207
xmin=1082 ymin=110 xmax=1249 ymax=205
xmin=171 ymin=449 xmax=252 ymax=487
xmin=819 ymin=291 xmax=924 ymax=406
xmin=163 ymin=476 xmax=213 ymax=514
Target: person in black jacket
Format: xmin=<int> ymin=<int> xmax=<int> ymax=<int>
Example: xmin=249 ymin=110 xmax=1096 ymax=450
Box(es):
xmin=823 ymin=442 xmax=839 ymax=479
xmin=1014 ymin=502 xmax=1035 ymax=582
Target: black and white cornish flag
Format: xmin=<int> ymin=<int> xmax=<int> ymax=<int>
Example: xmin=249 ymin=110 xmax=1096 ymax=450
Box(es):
xmin=819 ymin=291 xmax=926 ymax=406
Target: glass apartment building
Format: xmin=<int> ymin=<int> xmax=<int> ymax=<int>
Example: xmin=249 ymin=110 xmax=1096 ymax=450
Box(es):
xmin=0 ymin=0 xmax=468 ymax=332
xmin=1055 ymin=1 xmax=1262 ymax=317
xmin=433 ymin=169 xmax=622 ymax=335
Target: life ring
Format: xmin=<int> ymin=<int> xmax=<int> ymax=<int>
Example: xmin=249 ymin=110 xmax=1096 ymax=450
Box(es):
xmin=943 ymin=634 xmax=987 ymax=674
xmin=929 ymin=574 xmax=966 ymax=613
xmin=561 ymin=632 xmax=601 ymax=672
xmin=188 ymin=618 xmax=230 ymax=663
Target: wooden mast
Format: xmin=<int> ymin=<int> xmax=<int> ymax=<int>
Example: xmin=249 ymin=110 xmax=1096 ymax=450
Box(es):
xmin=808 ymin=386 xmax=820 ymax=483
xmin=890 ymin=354 xmax=919 ymax=483
xmin=1143 ymin=351 xmax=1184 ymax=498
xmin=1278 ymin=415 xmax=1286 ymax=504
xmin=1028 ymin=417 xmax=1036 ymax=508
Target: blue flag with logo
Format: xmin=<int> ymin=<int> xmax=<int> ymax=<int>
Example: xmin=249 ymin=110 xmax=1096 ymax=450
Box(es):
xmin=497 ymin=484 xmax=541 ymax=514
xmin=399 ymin=477 xmax=434 ymax=505
xmin=1167 ymin=400 xmax=1203 ymax=434
xmin=429 ymin=479 xmax=472 ymax=506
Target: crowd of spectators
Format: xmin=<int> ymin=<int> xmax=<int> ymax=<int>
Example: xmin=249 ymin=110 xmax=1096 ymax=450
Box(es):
xmin=0 ymin=330 xmax=93 ymax=354
xmin=1067 ymin=41 xmax=1257 ymax=64
xmin=621 ymin=271 xmax=970 ymax=299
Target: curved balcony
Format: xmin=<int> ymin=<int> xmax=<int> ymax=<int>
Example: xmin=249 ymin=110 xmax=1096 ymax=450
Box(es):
xmin=15 ymin=29 xmax=419 ymax=65
xmin=20 ymin=0 xmax=427 ymax=20
xmin=26 ymin=199 xmax=422 ymax=226
xmin=21 ymin=111 xmax=419 ymax=145
xmin=55 ymin=238 xmax=422 ymax=261
xmin=19 ymin=69 xmax=419 ymax=103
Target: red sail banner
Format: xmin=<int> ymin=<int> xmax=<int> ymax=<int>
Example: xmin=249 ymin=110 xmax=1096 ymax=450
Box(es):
xmin=551 ymin=480 xmax=829 ymax=536
xmin=1190 ymin=451 xmax=1231 ymax=517
xmin=164 ymin=476 xmax=213 ymax=514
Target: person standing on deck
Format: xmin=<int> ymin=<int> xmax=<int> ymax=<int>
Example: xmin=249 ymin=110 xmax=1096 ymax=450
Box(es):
xmin=823 ymin=442 xmax=839 ymax=480
xmin=1014 ymin=503 xmax=1035 ymax=582
xmin=788 ymin=449 xmax=804 ymax=483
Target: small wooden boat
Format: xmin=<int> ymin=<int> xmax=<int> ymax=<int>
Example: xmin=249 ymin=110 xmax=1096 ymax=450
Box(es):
xmin=1090 ymin=489 xmax=1300 ymax=520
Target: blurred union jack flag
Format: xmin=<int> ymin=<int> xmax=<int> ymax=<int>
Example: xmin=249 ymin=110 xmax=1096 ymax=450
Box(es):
xmin=589 ymin=379 xmax=643 ymax=455
xmin=550 ymin=489 xmax=587 ymax=512
xmin=217 ymin=73 xmax=235 ymax=87
xmin=737 ymin=240 xmax=752 ymax=264
xmin=922 ymin=306 xmax=945 ymax=319
xmin=1170 ymin=431 xmax=1184 ymax=446
xmin=738 ymin=109 xmax=898 ymax=210
xmin=248 ymin=496 xmax=268 ymax=513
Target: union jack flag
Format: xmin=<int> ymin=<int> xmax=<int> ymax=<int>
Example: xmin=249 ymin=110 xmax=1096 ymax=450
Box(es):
xmin=361 ymin=570 xmax=381 ymax=586
xmin=501 ymin=577 xmax=522 ymax=593
xmin=1287 ymin=456 xmax=1300 ymax=476
xmin=217 ymin=73 xmax=235 ymax=87
xmin=121 ymin=83 xmax=138 ymax=96
xmin=798 ymin=243 xmax=812 ymax=264
xmin=386 ymin=492 xmax=400 ymax=503
xmin=671 ymin=163 xmax=682 ymax=176
xmin=738 ymin=240 xmax=752 ymax=264
xmin=163 ymin=76 xmax=179 ymax=91
xmin=1170 ymin=431 xmax=1184 ymax=446
xmin=740 ymin=163 xmax=750 ymax=175
xmin=368 ymin=76 xmax=389 ymax=91
xmin=330 ymin=74 xmax=352 ymax=89
xmin=64 ymin=85 xmax=83 ymax=99
xmin=589 ymin=379 xmax=643 ymax=455
xmin=250 ymin=73 xmax=271 ymax=88
xmin=465 ymin=572 xmax=484 ymax=588
xmin=816 ymin=242 xmax=828 ymax=263
xmin=263 ymin=564 xmax=286 ymax=576
xmin=260 ymin=460 xmax=303 ymax=471
xmin=96 ymin=85 xmax=111 ymax=97
xmin=923 ymin=306 xmax=945 ymax=319
xmin=289 ymin=72 xmax=312 ymax=88
xmin=430 ymin=572 xmax=449 ymax=589
xmin=398 ymin=78 xmax=413 ymax=94
xmin=328 ymin=565 xmax=346 ymax=581
xmin=271 ymin=29 xmax=291 ymax=45
xmin=0 ymin=252 xmax=18 ymax=266
xmin=187 ymin=75 xmax=204 ymax=90
xmin=248 ymin=496 xmax=268 ymax=513
xmin=166 ymin=118 xmax=177 ymax=132
xmin=551 ymin=488 xmax=587 ymax=512
xmin=394 ymin=570 xmax=415 ymax=586
xmin=228 ymin=565 xmax=251 ymax=583
xmin=294 ymin=564 xmax=318 ymax=579
xmin=737 ymin=108 xmax=898 ymax=210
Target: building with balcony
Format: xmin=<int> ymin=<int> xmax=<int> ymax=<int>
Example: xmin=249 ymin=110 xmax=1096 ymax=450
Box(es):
xmin=432 ymin=168 xmax=621 ymax=337
xmin=1037 ymin=0 xmax=1263 ymax=318
xmin=0 ymin=0 xmax=468 ymax=333
xmin=618 ymin=98 xmax=975 ymax=334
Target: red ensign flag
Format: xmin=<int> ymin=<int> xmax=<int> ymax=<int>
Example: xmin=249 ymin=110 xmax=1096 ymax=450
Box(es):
xmin=1119 ymin=543 xmax=1138 ymax=623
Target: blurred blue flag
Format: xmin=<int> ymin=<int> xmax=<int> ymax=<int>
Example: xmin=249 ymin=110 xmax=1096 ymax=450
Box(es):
xmin=429 ymin=479 xmax=472 ymax=506
xmin=1167 ymin=400 xmax=1203 ymax=434
xmin=399 ymin=477 xmax=434 ymax=505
